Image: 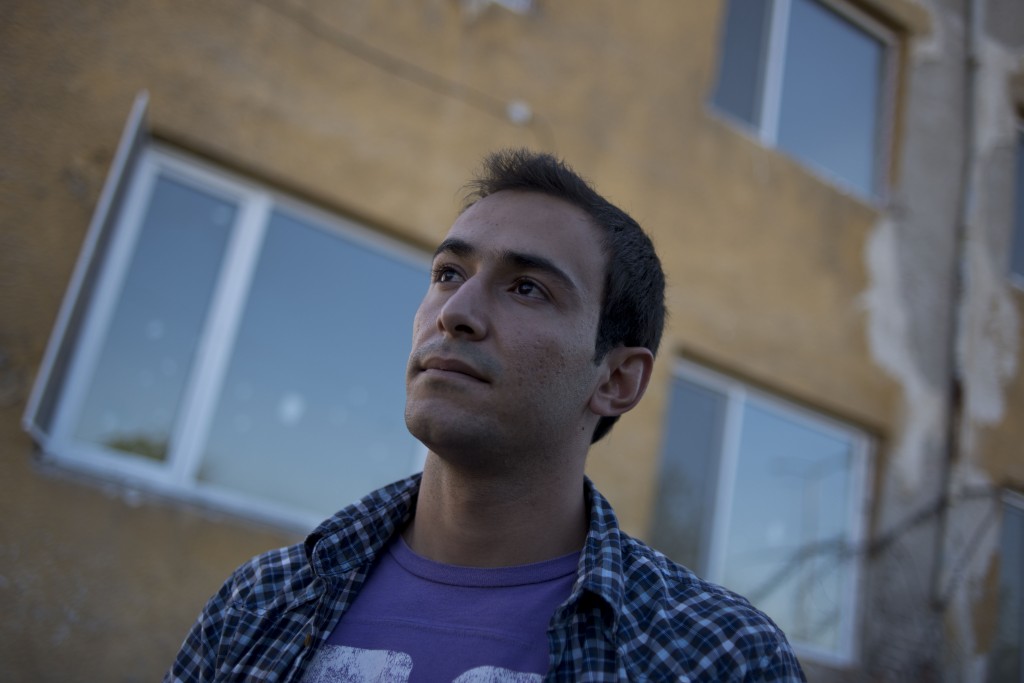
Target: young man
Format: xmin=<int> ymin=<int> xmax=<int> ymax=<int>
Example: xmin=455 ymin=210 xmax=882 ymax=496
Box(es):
xmin=166 ymin=150 xmax=806 ymax=682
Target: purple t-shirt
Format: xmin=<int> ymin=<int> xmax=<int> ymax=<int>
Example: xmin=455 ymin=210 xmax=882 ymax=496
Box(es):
xmin=301 ymin=536 xmax=579 ymax=683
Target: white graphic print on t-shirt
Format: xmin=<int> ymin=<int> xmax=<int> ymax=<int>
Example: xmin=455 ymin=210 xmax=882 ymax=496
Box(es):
xmin=302 ymin=644 xmax=542 ymax=683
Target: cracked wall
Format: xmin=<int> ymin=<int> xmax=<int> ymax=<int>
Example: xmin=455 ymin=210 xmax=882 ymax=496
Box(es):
xmin=861 ymin=1 xmax=1024 ymax=681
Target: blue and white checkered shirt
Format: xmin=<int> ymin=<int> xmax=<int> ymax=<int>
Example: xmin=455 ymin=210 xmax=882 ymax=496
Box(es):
xmin=166 ymin=475 xmax=806 ymax=682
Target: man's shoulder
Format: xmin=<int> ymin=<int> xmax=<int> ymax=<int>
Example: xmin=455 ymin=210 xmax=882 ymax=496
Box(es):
xmin=223 ymin=475 xmax=422 ymax=609
xmin=618 ymin=535 xmax=767 ymax=625
xmin=223 ymin=541 xmax=315 ymax=610
xmin=613 ymin=535 xmax=803 ymax=680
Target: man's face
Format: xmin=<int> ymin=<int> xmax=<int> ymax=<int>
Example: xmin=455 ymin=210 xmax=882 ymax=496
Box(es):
xmin=405 ymin=190 xmax=608 ymax=467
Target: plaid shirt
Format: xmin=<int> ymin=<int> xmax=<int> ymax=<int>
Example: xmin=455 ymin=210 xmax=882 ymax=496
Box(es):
xmin=166 ymin=475 xmax=806 ymax=682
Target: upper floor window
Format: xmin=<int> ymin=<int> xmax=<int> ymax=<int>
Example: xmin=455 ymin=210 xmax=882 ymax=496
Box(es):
xmin=711 ymin=0 xmax=896 ymax=199
xmin=650 ymin=360 xmax=871 ymax=665
xmin=1011 ymin=125 xmax=1024 ymax=287
xmin=24 ymin=98 xmax=429 ymax=529
xmin=987 ymin=494 xmax=1024 ymax=682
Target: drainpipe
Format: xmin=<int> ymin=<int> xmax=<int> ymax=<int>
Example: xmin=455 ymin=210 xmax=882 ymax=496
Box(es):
xmin=930 ymin=0 xmax=982 ymax=610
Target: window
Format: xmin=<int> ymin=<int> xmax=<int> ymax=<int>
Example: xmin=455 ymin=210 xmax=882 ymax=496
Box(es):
xmin=988 ymin=494 xmax=1024 ymax=683
xmin=1011 ymin=126 xmax=1024 ymax=287
xmin=25 ymin=99 xmax=429 ymax=529
xmin=711 ymin=0 xmax=895 ymax=199
xmin=650 ymin=361 xmax=870 ymax=665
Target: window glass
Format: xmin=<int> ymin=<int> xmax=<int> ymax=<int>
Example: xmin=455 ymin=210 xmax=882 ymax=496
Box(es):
xmin=650 ymin=379 xmax=727 ymax=573
xmin=72 ymin=176 xmax=235 ymax=462
xmin=776 ymin=0 xmax=884 ymax=197
xmin=28 ymin=146 xmax=429 ymax=527
xmin=987 ymin=501 xmax=1023 ymax=682
xmin=725 ymin=401 xmax=855 ymax=653
xmin=653 ymin=363 xmax=867 ymax=663
xmin=712 ymin=0 xmax=773 ymax=127
xmin=711 ymin=0 xmax=890 ymax=198
xmin=199 ymin=209 xmax=425 ymax=518
xmin=29 ymin=93 xmax=151 ymax=440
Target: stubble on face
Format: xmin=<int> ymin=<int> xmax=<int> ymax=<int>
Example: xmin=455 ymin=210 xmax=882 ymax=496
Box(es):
xmin=404 ymin=191 xmax=608 ymax=471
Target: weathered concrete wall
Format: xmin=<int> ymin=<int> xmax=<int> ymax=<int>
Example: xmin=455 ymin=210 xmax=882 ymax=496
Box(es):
xmin=1 ymin=0 xmax=1021 ymax=680
xmin=858 ymin=1 xmax=1024 ymax=681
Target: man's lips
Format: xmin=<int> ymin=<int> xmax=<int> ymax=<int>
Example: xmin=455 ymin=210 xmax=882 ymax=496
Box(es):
xmin=420 ymin=357 xmax=488 ymax=382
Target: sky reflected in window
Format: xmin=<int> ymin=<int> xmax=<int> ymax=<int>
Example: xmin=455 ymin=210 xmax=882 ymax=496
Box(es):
xmin=73 ymin=176 xmax=235 ymax=461
xmin=724 ymin=402 xmax=855 ymax=652
xmin=653 ymin=368 xmax=864 ymax=658
xmin=777 ymin=0 xmax=884 ymax=196
xmin=712 ymin=0 xmax=772 ymax=127
xmin=199 ymin=209 xmax=427 ymax=517
xmin=650 ymin=379 xmax=727 ymax=574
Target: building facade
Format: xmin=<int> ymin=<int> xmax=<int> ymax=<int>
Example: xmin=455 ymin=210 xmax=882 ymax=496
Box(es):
xmin=2 ymin=1 xmax=1022 ymax=680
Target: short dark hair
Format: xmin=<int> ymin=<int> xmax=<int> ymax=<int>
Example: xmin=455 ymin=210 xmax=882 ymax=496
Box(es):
xmin=464 ymin=148 xmax=666 ymax=442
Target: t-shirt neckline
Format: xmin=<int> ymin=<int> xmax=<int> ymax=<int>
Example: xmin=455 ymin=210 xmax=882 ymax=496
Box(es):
xmin=390 ymin=535 xmax=580 ymax=588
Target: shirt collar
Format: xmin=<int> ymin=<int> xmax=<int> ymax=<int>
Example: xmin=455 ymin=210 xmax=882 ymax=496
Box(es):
xmin=302 ymin=473 xmax=628 ymax=626
xmin=570 ymin=477 xmax=626 ymax=631
xmin=305 ymin=473 xmax=422 ymax=577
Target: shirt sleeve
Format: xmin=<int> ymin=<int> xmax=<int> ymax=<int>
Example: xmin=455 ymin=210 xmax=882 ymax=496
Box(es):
xmin=749 ymin=640 xmax=808 ymax=683
xmin=163 ymin=574 xmax=236 ymax=683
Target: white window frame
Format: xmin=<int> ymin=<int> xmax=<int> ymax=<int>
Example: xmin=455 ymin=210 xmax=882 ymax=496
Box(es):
xmin=24 ymin=105 xmax=429 ymax=531
xmin=710 ymin=0 xmax=899 ymax=201
xmin=668 ymin=359 xmax=872 ymax=666
xmin=25 ymin=93 xmax=152 ymax=448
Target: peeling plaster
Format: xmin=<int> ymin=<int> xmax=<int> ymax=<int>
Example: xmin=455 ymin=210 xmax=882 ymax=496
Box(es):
xmin=959 ymin=36 xmax=1022 ymax=455
xmin=864 ymin=6 xmax=1020 ymax=495
xmin=941 ymin=33 xmax=1023 ymax=676
xmin=911 ymin=0 xmax=946 ymax=63
xmin=460 ymin=0 xmax=533 ymax=20
xmin=863 ymin=217 xmax=946 ymax=491
xmin=961 ymin=238 xmax=1019 ymax=433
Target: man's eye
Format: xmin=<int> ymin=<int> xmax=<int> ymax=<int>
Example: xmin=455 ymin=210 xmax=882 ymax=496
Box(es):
xmin=431 ymin=265 xmax=461 ymax=283
xmin=513 ymin=279 xmax=547 ymax=300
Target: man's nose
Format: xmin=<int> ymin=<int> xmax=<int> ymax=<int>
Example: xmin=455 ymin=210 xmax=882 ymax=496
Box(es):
xmin=437 ymin=277 xmax=488 ymax=340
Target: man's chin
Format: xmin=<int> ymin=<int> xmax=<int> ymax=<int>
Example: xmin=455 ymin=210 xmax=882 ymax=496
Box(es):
xmin=405 ymin=409 xmax=496 ymax=460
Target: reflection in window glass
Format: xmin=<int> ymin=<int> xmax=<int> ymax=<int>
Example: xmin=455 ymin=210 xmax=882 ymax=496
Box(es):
xmin=200 ymin=209 xmax=425 ymax=517
xmin=650 ymin=379 xmax=727 ymax=574
xmin=33 ymin=146 xmax=430 ymax=528
xmin=725 ymin=402 xmax=855 ymax=653
xmin=777 ymin=0 xmax=884 ymax=197
xmin=711 ymin=0 xmax=890 ymax=198
xmin=712 ymin=0 xmax=772 ymax=127
xmin=987 ymin=501 xmax=1023 ymax=682
xmin=653 ymin=364 xmax=867 ymax=662
xmin=73 ymin=176 xmax=235 ymax=461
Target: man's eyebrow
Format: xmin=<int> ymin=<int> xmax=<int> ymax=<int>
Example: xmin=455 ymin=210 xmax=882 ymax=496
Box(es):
xmin=432 ymin=237 xmax=581 ymax=296
xmin=500 ymin=250 xmax=580 ymax=295
xmin=433 ymin=237 xmax=475 ymax=260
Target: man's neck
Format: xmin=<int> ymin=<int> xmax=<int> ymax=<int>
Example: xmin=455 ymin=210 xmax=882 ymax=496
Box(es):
xmin=403 ymin=454 xmax=588 ymax=568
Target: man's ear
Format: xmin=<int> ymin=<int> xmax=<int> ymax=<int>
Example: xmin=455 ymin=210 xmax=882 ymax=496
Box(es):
xmin=589 ymin=347 xmax=654 ymax=418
